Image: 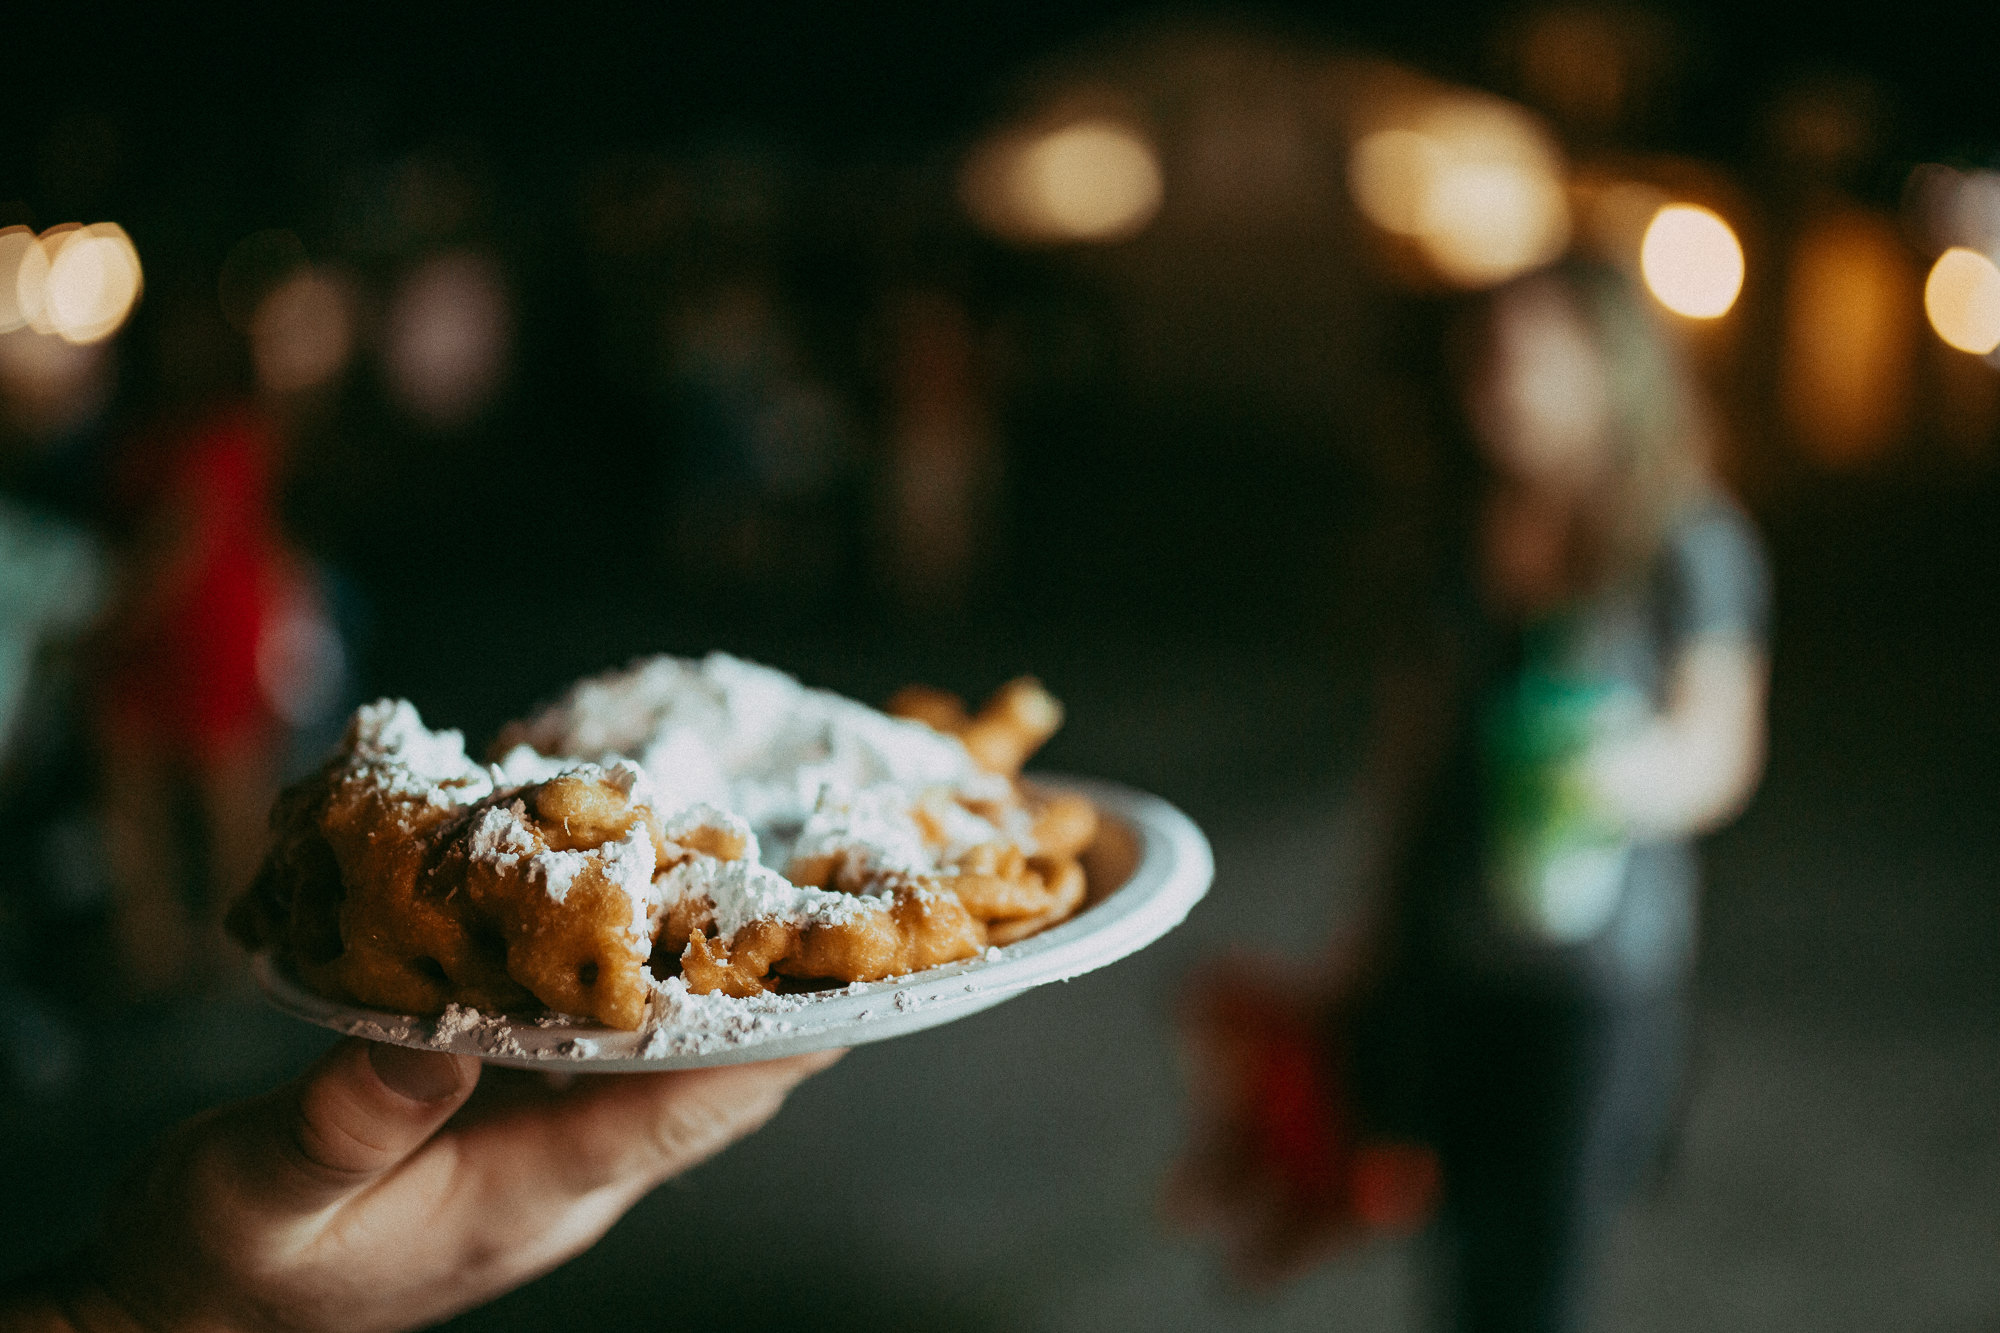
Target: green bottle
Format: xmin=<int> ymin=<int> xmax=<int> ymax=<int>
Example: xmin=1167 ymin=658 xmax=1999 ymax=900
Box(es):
xmin=1481 ymin=632 xmax=1641 ymax=943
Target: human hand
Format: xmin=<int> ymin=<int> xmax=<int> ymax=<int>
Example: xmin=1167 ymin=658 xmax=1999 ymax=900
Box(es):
xmin=8 ymin=1039 xmax=841 ymax=1332
xmin=1575 ymin=639 xmax=1767 ymax=842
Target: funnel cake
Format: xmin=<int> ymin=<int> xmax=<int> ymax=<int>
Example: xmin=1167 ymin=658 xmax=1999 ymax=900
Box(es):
xmin=230 ymin=655 xmax=1096 ymax=1030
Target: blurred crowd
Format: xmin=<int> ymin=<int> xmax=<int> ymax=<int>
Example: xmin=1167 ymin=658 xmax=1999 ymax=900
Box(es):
xmin=1 ymin=0 xmax=1994 ymax=1083
xmin=0 ymin=3 xmax=1996 ymax=1326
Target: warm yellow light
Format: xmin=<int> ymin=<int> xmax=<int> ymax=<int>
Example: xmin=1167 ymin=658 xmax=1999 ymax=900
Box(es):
xmin=1349 ymin=128 xmax=1442 ymax=236
xmin=1922 ymin=246 xmax=2000 ymax=355
xmin=1014 ymin=120 xmax=1163 ymax=242
xmin=13 ymin=228 xmax=63 ymax=334
xmin=1421 ymin=155 xmax=1563 ymax=285
xmin=962 ymin=117 xmax=1163 ymax=245
xmin=11 ymin=224 xmax=142 ymax=344
xmin=1780 ymin=211 xmax=1918 ymax=467
xmin=43 ymin=223 xmax=142 ymax=344
xmin=1639 ymin=204 xmax=1743 ymax=318
xmin=0 ymin=227 xmax=38 ymax=333
xmin=1347 ymin=99 xmax=1569 ymax=288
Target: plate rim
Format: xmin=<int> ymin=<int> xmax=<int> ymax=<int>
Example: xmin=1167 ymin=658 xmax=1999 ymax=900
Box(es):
xmin=253 ymin=774 xmax=1213 ymax=1071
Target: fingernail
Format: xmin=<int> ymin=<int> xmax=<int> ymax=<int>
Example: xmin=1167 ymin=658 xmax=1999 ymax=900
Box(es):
xmin=369 ymin=1042 xmax=468 ymax=1102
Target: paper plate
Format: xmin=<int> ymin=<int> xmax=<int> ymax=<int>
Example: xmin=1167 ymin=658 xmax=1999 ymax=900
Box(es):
xmin=252 ymin=776 xmax=1212 ymax=1071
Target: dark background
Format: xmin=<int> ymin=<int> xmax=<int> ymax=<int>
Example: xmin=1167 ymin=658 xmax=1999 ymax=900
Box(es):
xmin=1 ymin=3 xmax=1996 ymax=1329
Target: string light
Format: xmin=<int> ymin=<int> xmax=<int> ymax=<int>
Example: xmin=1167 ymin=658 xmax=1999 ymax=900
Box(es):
xmin=6 ymin=223 xmax=143 ymax=344
xmin=42 ymin=223 xmax=144 ymax=343
xmin=0 ymin=227 xmax=39 ymax=333
xmin=1347 ymin=98 xmax=1569 ymax=288
xmin=1639 ymin=204 xmax=1743 ymax=318
xmin=963 ymin=118 xmax=1164 ymax=245
xmin=1922 ymin=246 xmax=2000 ymax=355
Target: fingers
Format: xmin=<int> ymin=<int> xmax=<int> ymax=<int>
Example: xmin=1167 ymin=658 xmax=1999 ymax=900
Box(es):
xmin=567 ymin=1049 xmax=845 ymax=1190
xmin=220 ymin=1039 xmax=481 ymax=1214
xmin=463 ymin=1049 xmax=843 ymax=1197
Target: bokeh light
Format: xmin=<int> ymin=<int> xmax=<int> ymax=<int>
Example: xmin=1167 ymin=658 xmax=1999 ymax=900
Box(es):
xmin=0 ymin=227 xmax=39 ymax=332
xmin=1922 ymin=247 xmax=2000 ymax=355
xmin=7 ymin=223 xmax=143 ymax=344
xmin=42 ymin=224 xmax=144 ymax=343
xmin=383 ymin=250 xmax=511 ymax=429
xmin=1347 ymin=98 xmax=1570 ymax=288
xmin=1639 ymin=204 xmax=1743 ymax=318
xmin=1780 ymin=211 xmax=1918 ymax=467
xmin=11 ymin=226 xmax=66 ymax=333
xmin=962 ymin=117 xmax=1164 ymax=245
xmin=1349 ymin=129 xmax=1441 ymax=237
xmin=251 ymin=267 xmax=358 ymax=396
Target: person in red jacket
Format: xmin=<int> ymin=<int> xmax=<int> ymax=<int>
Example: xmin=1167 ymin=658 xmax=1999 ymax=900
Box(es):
xmin=95 ymin=395 xmax=316 ymax=995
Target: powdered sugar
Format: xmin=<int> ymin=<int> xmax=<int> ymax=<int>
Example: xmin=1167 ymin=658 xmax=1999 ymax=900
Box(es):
xmin=660 ymin=802 xmax=755 ymax=855
xmin=466 ymin=802 xmax=539 ymax=861
xmin=347 ymin=699 xmax=495 ymax=808
xmin=639 ymin=974 xmax=803 ymax=1055
xmin=318 ymin=659 xmax=1060 ymax=1049
xmin=500 ymin=653 xmax=1034 ymax=941
xmin=791 ymin=785 xmax=940 ymax=877
xmin=662 ymin=853 xmax=882 ymax=940
xmin=461 ymin=781 xmax=662 ymax=938
xmin=428 ymin=1003 xmax=529 ymax=1058
xmin=505 ymin=652 xmax=1001 ymax=835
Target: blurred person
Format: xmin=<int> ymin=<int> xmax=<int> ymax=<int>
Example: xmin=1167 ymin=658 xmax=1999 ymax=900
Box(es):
xmin=1171 ymin=261 xmax=1769 ymax=1333
xmin=0 ymin=1040 xmax=838 ymax=1331
xmin=876 ymin=287 xmax=1000 ymax=611
xmin=0 ymin=493 xmax=104 ymax=1097
xmin=662 ymin=277 xmax=855 ymax=593
xmin=92 ymin=299 xmax=337 ymax=996
xmin=0 ymin=495 xmax=104 ymax=796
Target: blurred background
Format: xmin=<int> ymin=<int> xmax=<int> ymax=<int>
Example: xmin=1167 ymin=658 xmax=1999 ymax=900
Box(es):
xmin=1 ymin=1 xmax=1995 ymax=1329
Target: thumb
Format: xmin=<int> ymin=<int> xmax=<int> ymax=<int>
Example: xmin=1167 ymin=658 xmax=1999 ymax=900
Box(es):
xmin=223 ymin=1038 xmax=480 ymax=1214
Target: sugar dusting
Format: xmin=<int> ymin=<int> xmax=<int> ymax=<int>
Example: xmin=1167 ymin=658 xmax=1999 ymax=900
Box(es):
xmin=505 ymin=652 xmax=1009 ymax=835
xmin=371 ymin=949 xmax=1020 ymax=1060
xmin=427 ymin=1003 xmax=530 ymax=1059
xmin=326 ymin=657 xmax=1048 ymax=1058
xmin=357 ymin=660 xmax=1033 ymax=947
xmin=664 ymin=854 xmax=883 ymax=941
xmin=637 ymin=975 xmax=803 ymax=1056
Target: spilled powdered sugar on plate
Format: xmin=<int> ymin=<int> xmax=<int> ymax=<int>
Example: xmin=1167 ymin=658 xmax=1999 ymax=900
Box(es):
xmin=345 ymin=963 xmax=969 ymax=1059
xmin=638 ymin=977 xmax=805 ymax=1056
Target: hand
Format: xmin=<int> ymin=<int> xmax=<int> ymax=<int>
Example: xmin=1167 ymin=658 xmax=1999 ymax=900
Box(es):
xmin=1576 ymin=638 xmax=1767 ymax=842
xmin=8 ymin=1039 xmax=841 ymax=1332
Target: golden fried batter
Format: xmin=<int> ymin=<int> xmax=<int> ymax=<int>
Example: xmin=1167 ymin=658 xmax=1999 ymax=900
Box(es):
xmin=236 ymin=674 xmax=1100 ymax=1024
xmin=890 ymin=676 xmax=1063 ymax=777
xmin=680 ymin=882 xmax=985 ymax=997
xmin=232 ymin=741 xmax=680 ymax=1029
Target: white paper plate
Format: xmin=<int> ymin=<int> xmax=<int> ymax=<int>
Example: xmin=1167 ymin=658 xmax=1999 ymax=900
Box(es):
xmin=253 ymin=776 xmax=1212 ymax=1071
